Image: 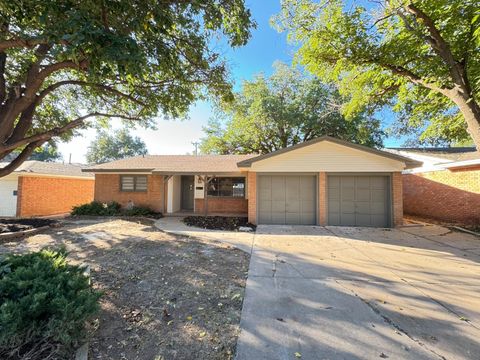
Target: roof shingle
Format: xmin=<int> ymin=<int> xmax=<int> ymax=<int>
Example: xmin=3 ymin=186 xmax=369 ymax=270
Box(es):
xmin=83 ymin=154 xmax=257 ymax=174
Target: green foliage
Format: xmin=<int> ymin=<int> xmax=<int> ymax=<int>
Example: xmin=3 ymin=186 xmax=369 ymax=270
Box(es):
xmin=0 ymin=249 xmax=101 ymax=359
xmin=123 ymin=205 xmax=161 ymax=218
xmin=71 ymin=201 xmax=121 ymax=216
xmin=275 ymin=0 xmax=480 ymax=145
xmin=29 ymin=143 xmax=63 ymax=162
xmin=201 ymin=62 xmax=384 ymax=154
xmin=0 ymin=0 xmax=254 ymax=175
xmin=86 ymin=128 xmax=148 ymax=164
xmin=71 ymin=201 xmax=161 ymax=218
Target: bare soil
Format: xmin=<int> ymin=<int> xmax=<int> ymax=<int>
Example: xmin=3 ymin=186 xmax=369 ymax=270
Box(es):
xmin=0 ymin=218 xmax=57 ymax=233
xmin=0 ymin=218 xmax=249 ymax=360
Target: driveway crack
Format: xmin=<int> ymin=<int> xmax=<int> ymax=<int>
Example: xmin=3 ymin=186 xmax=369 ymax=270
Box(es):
xmin=334 ymin=279 xmax=447 ymax=360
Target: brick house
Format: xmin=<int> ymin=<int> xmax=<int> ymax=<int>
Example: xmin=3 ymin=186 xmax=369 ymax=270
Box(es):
xmin=0 ymin=161 xmax=94 ymax=217
xmin=84 ymin=136 xmax=420 ymax=228
xmin=388 ymin=147 xmax=480 ymax=224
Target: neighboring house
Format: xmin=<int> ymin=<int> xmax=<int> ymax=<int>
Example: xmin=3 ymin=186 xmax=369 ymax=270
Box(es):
xmin=0 ymin=161 xmax=94 ymax=217
xmin=84 ymin=136 xmax=420 ymax=228
xmin=388 ymin=147 xmax=480 ymax=224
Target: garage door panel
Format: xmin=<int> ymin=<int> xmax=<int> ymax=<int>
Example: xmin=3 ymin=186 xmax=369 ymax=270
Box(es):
xmin=341 ymin=177 xmax=355 ymax=187
xmin=271 ymin=212 xmax=286 ymax=224
xmin=328 ymin=188 xmax=340 ymax=200
xmin=372 ymin=189 xmax=385 ymax=202
xmin=341 ymin=201 xmax=355 ymax=214
xmin=328 ymin=176 xmax=340 ymax=188
xmin=342 ymin=188 xmax=355 ymax=201
xmin=286 ymin=200 xmax=300 ymax=213
xmin=371 ymin=176 xmax=386 ymax=188
xmin=356 ymin=177 xmax=370 ymax=188
xmin=356 ymin=188 xmax=371 ymax=201
xmin=340 ymin=213 xmax=355 ymax=226
xmin=328 ymin=175 xmax=390 ymax=227
xmin=300 ymin=212 xmax=316 ymax=225
xmin=286 ymin=212 xmax=300 ymax=225
xmin=356 ymin=214 xmax=372 ymax=227
xmin=371 ymin=202 xmax=386 ymax=214
xmin=356 ymin=201 xmax=371 ymax=214
xmin=301 ymin=200 xmax=315 ymax=212
xmin=372 ymin=215 xmax=387 ymax=227
xmin=258 ymin=175 xmax=316 ymax=225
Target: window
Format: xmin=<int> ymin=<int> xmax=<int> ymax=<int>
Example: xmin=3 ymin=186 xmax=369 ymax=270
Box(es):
xmin=207 ymin=177 xmax=245 ymax=197
xmin=121 ymin=175 xmax=148 ymax=192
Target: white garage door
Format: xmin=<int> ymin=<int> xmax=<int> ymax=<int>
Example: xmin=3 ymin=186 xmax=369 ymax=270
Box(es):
xmin=0 ymin=178 xmax=18 ymax=217
xmin=258 ymin=175 xmax=316 ymax=225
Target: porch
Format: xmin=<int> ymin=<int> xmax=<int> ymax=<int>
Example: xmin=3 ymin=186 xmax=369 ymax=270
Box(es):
xmin=162 ymin=174 xmax=248 ymax=217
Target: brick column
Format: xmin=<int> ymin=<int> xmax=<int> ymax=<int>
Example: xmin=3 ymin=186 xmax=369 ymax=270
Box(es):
xmin=392 ymin=172 xmax=403 ymax=227
xmin=318 ymin=172 xmax=327 ymax=226
xmin=247 ymin=172 xmax=257 ymax=224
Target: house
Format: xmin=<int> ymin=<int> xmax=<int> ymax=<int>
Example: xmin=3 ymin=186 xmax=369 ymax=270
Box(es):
xmin=84 ymin=136 xmax=421 ymax=227
xmin=388 ymin=147 xmax=480 ymax=224
xmin=0 ymin=161 xmax=94 ymax=217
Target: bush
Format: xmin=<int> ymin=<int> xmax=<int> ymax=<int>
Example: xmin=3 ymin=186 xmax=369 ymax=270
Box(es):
xmin=123 ymin=205 xmax=161 ymax=218
xmin=0 ymin=249 xmax=101 ymax=359
xmin=71 ymin=201 xmax=121 ymax=216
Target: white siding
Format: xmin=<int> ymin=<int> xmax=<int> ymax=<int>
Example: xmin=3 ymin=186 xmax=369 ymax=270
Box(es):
xmin=167 ymin=175 xmax=181 ymax=213
xmin=249 ymin=141 xmax=405 ymax=172
xmin=0 ymin=173 xmax=19 ymax=217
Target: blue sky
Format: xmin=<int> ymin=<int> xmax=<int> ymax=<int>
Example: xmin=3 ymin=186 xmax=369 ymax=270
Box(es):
xmin=59 ymin=0 xmax=399 ymax=163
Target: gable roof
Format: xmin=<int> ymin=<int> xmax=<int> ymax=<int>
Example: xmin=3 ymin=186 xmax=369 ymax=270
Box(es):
xmin=237 ymin=136 xmax=422 ymax=169
xmin=83 ymin=154 xmax=256 ymax=174
xmin=0 ymin=160 xmax=93 ymax=178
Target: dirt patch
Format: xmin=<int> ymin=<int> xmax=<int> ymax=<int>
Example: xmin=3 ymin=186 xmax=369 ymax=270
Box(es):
xmin=183 ymin=216 xmax=255 ymax=231
xmin=0 ymin=219 xmax=249 ymax=360
xmin=0 ymin=218 xmax=57 ymax=234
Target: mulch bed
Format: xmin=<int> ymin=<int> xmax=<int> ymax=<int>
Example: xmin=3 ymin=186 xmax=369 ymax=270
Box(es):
xmin=183 ymin=216 xmax=256 ymax=231
xmin=0 ymin=218 xmax=57 ymax=234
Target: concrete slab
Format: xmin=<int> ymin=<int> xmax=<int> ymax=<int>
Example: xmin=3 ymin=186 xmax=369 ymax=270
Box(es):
xmin=236 ymin=224 xmax=480 ymax=360
xmin=154 ymin=217 xmax=255 ymax=253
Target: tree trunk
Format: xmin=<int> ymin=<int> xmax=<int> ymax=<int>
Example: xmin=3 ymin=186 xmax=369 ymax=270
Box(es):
xmin=450 ymin=92 xmax=480 ymax=149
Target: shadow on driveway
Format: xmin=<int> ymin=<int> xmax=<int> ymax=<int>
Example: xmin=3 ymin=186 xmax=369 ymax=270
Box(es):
xmin=235 ymin=225 xmax=480 ymax=360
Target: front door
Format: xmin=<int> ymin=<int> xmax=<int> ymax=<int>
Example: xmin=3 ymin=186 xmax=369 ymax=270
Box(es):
xmin=181 ymin=175 xmax=194 ymax=211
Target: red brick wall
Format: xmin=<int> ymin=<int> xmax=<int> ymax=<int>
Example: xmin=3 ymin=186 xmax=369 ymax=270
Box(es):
xmin=247 ymin=172 xmax=256 ymax=224
xmin=195 ymin=198 xmax=248 ymax=215
xmin=392 ymin=172 xmax=404 ymax=227
xmin=403 ymin=169 xmax=480 ymax=224
xmin=17 ymin=176 xmax=94 ymax=217
xmin=94 ymin=174 xmax=164 ymax=212
xmin=318 ymin=172 xmax=326 ymax=226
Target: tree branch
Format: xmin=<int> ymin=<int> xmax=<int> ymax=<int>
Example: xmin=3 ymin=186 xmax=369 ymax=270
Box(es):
xmin=2 ymin=112 xmax=141 ymax=152
xmin=0 ymin=140 xmax=46 ymax=177
xmin=37 ymin=80 xmax=145 ymax=105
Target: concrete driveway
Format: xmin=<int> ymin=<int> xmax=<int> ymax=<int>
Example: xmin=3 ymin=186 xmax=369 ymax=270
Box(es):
xmin=236 ymin=225 xmax=480 ymax=360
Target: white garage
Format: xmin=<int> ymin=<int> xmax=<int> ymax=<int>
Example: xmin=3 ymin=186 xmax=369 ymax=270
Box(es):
xmin=0 ymin=173 xmax=19 ymax=217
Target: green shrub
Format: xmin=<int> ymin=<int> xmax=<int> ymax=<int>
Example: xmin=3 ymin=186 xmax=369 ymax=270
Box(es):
xmin=0 ymin=249 xmax=101 ymax=359
xmin=71 ymin=201 xmax=121 ymax=216
xmin=123 ymin=205 xmax=161 ymax=218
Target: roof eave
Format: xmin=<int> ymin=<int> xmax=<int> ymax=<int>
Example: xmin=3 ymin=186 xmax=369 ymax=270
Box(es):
xmin=82 ymin=168 xmax=155 ymax=173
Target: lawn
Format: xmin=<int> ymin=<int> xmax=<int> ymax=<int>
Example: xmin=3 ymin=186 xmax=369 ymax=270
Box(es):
xmin=0 ymin=218 xmax=249 ymax=360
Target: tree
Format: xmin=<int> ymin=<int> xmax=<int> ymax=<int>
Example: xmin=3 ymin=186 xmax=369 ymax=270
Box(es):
xmin=200 ymin=62 xmax=384 ymax=154
xmin=275 ymin=0 xmax=480 ymax=148
xmin=86 ymin=128 xmax=147 ymax=164
xmin=0 ymin=0 xmax=253 ymax=177
xmin=28 ymin=142 xmax=62 ymax=162
xmin=8 ymin=142 xmax=62 ymax=162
